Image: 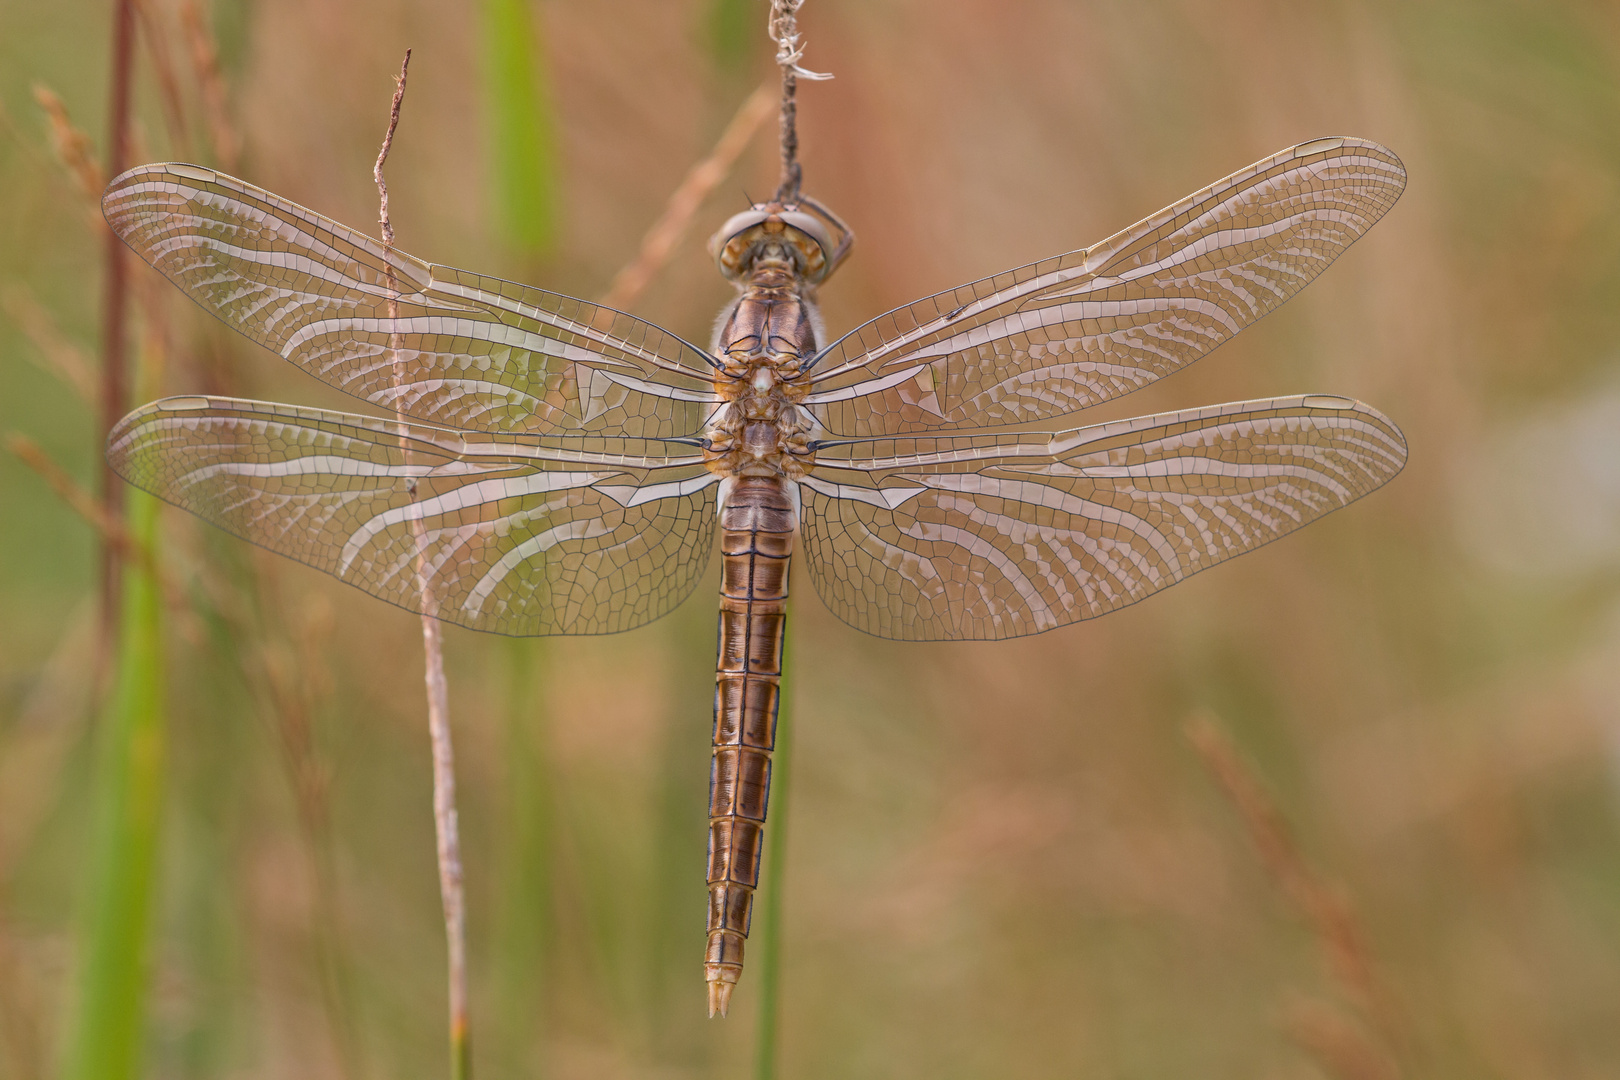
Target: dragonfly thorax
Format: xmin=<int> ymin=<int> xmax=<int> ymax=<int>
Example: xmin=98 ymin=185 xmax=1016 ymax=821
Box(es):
xmin=704 ymin=275 xmax=820 ymax=481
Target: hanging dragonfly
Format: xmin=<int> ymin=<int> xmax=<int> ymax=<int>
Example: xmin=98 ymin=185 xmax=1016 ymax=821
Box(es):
xmin=103 ymin=134 xmax=1406 ymax=1017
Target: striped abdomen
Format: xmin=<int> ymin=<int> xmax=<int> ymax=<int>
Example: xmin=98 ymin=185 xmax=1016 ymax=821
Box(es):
xmin=705 ymin=477 xmax=794 ymax=1017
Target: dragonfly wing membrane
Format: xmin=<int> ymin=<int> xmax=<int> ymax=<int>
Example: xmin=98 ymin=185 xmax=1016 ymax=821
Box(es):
xmin=103 ymin=165 xmax=718 ymax=437
xmin=805 ymin=138 xmax=1406 ymax=436
xmin=109 ymin=397 xmax=718 ymax=635
xmin=800 ymin=395 xmax=1407 ymax=640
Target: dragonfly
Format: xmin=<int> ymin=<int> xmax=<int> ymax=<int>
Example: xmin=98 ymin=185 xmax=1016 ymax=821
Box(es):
xmin=103 ymin=135 xmax=1407 ymax=1018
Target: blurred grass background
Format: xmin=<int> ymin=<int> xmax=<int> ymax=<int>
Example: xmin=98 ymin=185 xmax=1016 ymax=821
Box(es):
xmin=4 ymin=0 xmax=1620 ymax=1077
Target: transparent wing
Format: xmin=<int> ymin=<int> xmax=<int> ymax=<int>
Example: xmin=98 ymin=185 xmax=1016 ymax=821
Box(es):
xmin=802 ymin=138 xmax=1405 ymax=437
xmin=800 ymin=395 xmax=1406 ymax=641
xmin=109 ymin=396 xmax=719 ymax=636
xmin=103 ymin=164 xmax=720 ymax=437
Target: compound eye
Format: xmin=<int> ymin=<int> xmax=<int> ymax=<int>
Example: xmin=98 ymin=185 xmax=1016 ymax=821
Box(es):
xmin=709 ymin=209 xmax=771 ymax=260
xmin=709 ymin=209 xmax=776 ymax=282
xmin=778 ymin=211 xmax=833 ymax=263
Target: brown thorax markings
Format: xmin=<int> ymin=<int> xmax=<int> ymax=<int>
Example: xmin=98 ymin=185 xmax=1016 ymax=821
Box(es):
xmin=702 ymin=199 xmax=853 ymax=490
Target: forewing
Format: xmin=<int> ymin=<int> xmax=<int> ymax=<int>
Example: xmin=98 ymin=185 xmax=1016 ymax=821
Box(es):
xmin=804 ymin=138 xmax=1405 ymax=436
xmin=103 ymin=164 xmax=719 ymax=437
xmin=800 ymin=395 xmax=1406 ymax=640
xmin=109 ymin=396 xmax=719 ymax=635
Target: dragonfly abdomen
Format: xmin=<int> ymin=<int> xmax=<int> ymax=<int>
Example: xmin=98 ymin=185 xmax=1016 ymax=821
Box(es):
xmin=706 ymin=476 xmax=795 ymax=1017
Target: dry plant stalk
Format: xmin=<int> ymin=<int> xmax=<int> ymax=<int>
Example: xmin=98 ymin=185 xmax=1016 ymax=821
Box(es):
xmin=32 ymin=86 xmax=105 ymax=207
xmin=1285 ymin=996 xmax=1402 ymax=1080
xmin=598 ymin=81 xmax=776 ymax=312
xmin=373 ymin=49 xmax=472 ymax=1078
xmin=5 ymin=434 xmax=191 ymax=623
xmin=31 ymin=88 xmax=172 ymax=351
xmin=96 ymin=0 xmax=138 ymax=672
xmin=767 ymin=0 xmax=829 ymax=204
xmin=1185 ymin=711 xmax=1407 ymax=1076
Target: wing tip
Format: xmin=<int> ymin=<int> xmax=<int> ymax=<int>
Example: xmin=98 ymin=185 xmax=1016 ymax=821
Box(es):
xmin=1292 ymin=134 xmax=1408 ymax=188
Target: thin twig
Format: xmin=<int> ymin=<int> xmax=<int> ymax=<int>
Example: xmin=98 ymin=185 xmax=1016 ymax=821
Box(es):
xmin=374 ymin=57 xmax=409 ymax=247
xmin=373 ymin=50 xmax=472 ymax=1080
xmin=1185 ymin=712 xmax=1407 ymax=1075
xmin=766 ymin=0 xmax=829 ymax=205
xmin=598 ymin=82 xmax=775 ymax=311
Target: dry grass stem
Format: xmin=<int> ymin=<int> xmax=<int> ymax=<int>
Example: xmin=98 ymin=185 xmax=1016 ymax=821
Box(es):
xmin=8 ymin=434 xmax=145 ymax=575
xmin=1285 ymin=996 xmax=1402 ymax=1080
xmin=28 ymin=78 xmax=162 ymax=369
xmin=373 ymin=48 xmax=472 ymax=1079
xmin=1 ymin=284 xmax=98 ymax=403
xmin=5 ymin=435 xmax=191 ymax=623
xmin=32 ymin=79 xmax=173 ymax=417
xmin=32 ymin=85 xmax=105 ymax=205
xmin=98 ymin=0 xmax=138 ymax=672
xmin=598 ymin=82 xmax=775 ymax=311
xmin=1186 ymin=712 xmax=1408 ymax=1072
xmin=178 ymin=0 xmax=240 ymax=169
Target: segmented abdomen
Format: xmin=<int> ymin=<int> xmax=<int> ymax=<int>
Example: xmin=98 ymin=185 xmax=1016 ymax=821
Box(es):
xmin=705 ymin=477 xmax=794 ymax=1014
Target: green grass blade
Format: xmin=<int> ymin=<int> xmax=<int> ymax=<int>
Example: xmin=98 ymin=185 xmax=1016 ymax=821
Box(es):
xmin=492 ymin=637 xmax=551 ymax=1076
xmin=753 ymin=605 xmax=793 ymax=1080
xmin=481 ymin=0 xmax=560 ymax=254
xmin=59 ymin=488 xmax=166 ymax=1080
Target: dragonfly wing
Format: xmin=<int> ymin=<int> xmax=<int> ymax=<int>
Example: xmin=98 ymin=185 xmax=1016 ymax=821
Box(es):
xmin=103 ymin=164 xmax=719 ymax=437
xmin=109 ymin=396 xmax=719 ymax=635
xmin=804 ymin=138 xmax=1405 ymax=436
xmin=800 ymin=395 xmax=1406 ymax=640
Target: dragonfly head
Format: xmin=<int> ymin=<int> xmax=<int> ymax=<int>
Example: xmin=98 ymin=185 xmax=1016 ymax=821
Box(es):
xmin=709 ymin=196 xmax=853 ymax=286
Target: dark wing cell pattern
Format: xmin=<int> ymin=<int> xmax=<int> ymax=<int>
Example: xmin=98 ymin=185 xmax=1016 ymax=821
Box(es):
xmin=800 ymin=396 xmax=1406 ymax=641
xmin=803 ymin=138 xmax=1405 ymax=437
xmin=103 ymin=164 xmax=720 ymax=438
xmin=109 ymin=396 xmax=719 ymax=635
